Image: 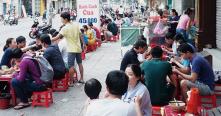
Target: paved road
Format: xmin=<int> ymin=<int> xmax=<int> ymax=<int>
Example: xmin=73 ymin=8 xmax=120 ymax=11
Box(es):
xmin=0 ymin=15 xmax=62 ymax=56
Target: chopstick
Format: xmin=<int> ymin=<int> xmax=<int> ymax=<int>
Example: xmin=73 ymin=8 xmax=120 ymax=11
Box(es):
xmin=174 ymin=98 xmax=180 ymax=106
xmin=169 ymin=101 xmax=183 ymax=103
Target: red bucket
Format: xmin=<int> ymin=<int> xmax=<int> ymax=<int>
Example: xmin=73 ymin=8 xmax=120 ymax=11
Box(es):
xmin=0 ymin=93 xmax=11 ymax=109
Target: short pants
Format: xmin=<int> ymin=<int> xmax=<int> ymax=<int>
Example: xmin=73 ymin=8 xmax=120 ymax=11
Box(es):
xmin=68 ymin=53 xmax=82 ymax=69
xmin=106 ymin=31 xmax=113 ymax=38
xmin=186 ymin=80 xmax=214 ymax=95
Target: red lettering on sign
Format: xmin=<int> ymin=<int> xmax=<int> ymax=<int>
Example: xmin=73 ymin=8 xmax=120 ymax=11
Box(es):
xmin=79 ymin=5 xmax=87 ymax=9
xmin=83 ymin=10 xmax=94 ymax=15
xmin=89 ymin=5 xmax=97 ymax=8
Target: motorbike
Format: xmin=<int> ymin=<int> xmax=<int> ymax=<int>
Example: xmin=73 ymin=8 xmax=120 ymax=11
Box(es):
xmin=0 ymin=15 xmax=3 ymax=22
xmin=4 ymin=15 xmax=18 ymax=25
xmin=8 ymin=16 xmax=18 ymax=25
xmin=29 ymin=22 xmax=52 ymax=39
xmin=3 ymin=15 xmax=9 ymax=25
xmin=29 ymin=19 xmax=39 ymax=39
xmin=35 ymin=12 xmax=40 ymax=17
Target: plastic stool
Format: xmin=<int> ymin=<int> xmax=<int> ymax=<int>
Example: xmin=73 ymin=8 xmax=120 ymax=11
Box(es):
xmin=81 ymin=51 xmax=86 ymax=60
xmin=215 ymin=84 xmax=221 ymax=96
xmin=214 ymin=84 xmax=221 ymax=106
xmin=32 ymin=89 xmax=53 ymax=107
xmin=87 ymin=44 xmax=96 ymax=52
xmin=117 ymin=34 xmax=120 ymax=40
xmin=110 ymin=35 xmax=118 ymax=42
xmin=199 ymin=94 xmax=216 ymax=109
xmin=52 ymin=73 xmax=69 ymax=91
xmin=152 ymin=106 xmax=162 ymax=116
xmin=96 ymin=40 xmax=101 ymax=47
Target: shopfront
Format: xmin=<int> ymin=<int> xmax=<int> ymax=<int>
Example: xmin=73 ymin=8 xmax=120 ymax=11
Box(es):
xmin=217 ymin=0 xmax=221 ymax=49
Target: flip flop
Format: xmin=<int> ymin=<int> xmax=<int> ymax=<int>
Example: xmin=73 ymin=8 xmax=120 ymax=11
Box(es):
xmin=14 ymin=103 xmax=30 ymax=110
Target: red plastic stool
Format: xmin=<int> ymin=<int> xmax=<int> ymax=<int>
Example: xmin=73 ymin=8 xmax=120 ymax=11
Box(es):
xmin=110 ymin=35 xmax=118 ymax=42
xmin=32 ymin=89 xmax=53 ymax=107
xmin=199 ymin=94 xmax=216 ymax=109
xmin=152 ymin=106 xmax=162 ymax=116
xmin=52 ymin=73 xmax=69 ymax=91
xmin=96 ymin=40 xmax=101 ymax=47
xmin=87 ymin=44 xmax=96 ymax=52
xmin=81 ymin=51 xmax=86 ymax=60
xmin=215 ymin=84 xmax=221 ymax=106
xmin=117 ymin=34 xmax=120 ymax=40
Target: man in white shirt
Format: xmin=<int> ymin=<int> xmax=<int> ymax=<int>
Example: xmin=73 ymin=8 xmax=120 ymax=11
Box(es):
xmin=85 ymin=70 xmax=137 ymax=116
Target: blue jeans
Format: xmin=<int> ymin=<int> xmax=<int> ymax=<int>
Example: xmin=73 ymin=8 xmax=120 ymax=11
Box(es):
xmin=11 ymin=78 xmax=46 ymax=103
xmin=176 ymin=28 xmax=187 ymax=41
xmin=159 ymin=37 xmax=165 ymax=45
xmin=176 ymin=29 xmax=196 ymax=47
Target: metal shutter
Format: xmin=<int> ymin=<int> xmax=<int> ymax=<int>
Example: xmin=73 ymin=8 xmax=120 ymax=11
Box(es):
xmin=217 ymin=0 xmax=221 ymax=49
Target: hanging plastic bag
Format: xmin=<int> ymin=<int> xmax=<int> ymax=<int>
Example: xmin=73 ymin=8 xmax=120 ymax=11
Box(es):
xmin=153 ymin=19 xmax=168 ymax=36
xmin=186 ymin=88 xmax=200 ymax=115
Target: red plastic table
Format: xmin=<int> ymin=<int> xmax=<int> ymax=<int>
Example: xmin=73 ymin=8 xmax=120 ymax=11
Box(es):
xmin=0 ymin=74 xmax=16 ymax=106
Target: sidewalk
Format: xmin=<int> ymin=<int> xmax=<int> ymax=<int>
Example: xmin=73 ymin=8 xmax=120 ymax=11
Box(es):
xmin=0 ymin=41 xmax=121 ymax=116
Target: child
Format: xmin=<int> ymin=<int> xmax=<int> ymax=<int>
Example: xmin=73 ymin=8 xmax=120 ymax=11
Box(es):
xmin=16 ymin=36 xmax=26 ymax=49
xmin=81 ymin=78 xmax=102 ymax=116
xmin=170 ymin=34 xmax=191 ymax=74
xmin=84 ymin=78 xmax=102 ymax=100
xmin=80 ymin=28 xmax=89 ymax=46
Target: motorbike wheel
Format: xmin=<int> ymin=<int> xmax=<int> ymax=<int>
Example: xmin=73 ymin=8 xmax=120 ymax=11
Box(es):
xmin=9 ymin=22 xmax=13 ymax=26
xmin=29 ymin=31 xmax=35 ymax=39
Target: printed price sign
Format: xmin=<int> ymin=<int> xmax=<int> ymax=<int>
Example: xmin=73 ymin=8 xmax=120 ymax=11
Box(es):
xmin=77 ymin=0 xmax=100 ymax=29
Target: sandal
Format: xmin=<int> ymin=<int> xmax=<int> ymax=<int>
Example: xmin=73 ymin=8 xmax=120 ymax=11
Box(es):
xmin=14 ymin=103 xmax=30 ymax=110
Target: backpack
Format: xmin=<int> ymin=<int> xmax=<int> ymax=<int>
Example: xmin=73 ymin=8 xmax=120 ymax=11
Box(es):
xmin=24 ymin=55 xmax=54 ymax=83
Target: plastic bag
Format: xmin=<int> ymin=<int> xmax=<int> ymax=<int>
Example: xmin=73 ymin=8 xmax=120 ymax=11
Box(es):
xmin=153 ymin=19 xmax=168 ymax=36
xmin=186 ymin=88 xmax=200 ymax=114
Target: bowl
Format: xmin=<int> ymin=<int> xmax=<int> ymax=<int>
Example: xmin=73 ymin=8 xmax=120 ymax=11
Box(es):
xmin=169 ymin=101 xmax=186 ymax=112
